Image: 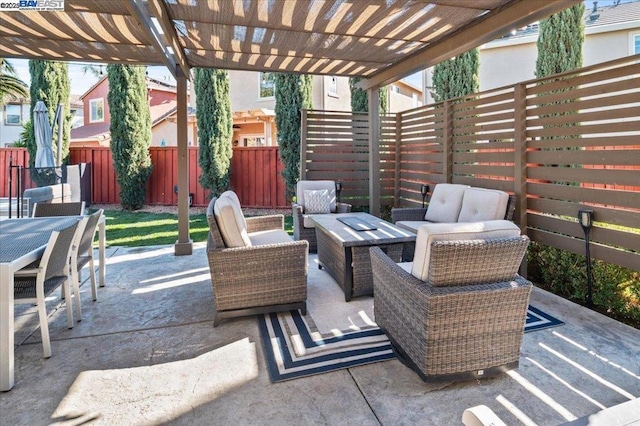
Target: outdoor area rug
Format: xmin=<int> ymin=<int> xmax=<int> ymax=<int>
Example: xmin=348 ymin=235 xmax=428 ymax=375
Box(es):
xmin=259 ymin=305 xmax=563 ymax=382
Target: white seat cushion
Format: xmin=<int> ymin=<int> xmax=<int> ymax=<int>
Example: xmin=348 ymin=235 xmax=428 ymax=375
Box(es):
xmin=249 ymin=229 xmax=293 ymax=246
xmin=214 ymin=193 xmax=251 ymax=248
xmin=424 ymin=183 xmax=469 ymax=223
xmin=302 ymin=214 xmax=316 ymax=228
xmin=297 ymin=180 xmax=337 ymax=213
xmin=411 ymin=220 xmax=521 ymax=282
xmin=458 ymin=187 xmax=509 ymax=222
xmin=395 ymin=220 xmax=433 ymax=233
xmin=398 ymin=262 xmax=413 ymax=274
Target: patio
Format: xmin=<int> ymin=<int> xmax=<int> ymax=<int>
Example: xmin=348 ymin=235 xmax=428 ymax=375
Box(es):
xmin=1 ymin=243 xmax=638 ymax=425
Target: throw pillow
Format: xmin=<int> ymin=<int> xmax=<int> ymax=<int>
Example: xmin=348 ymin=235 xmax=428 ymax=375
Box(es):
xmin=304 ymin=189 xmax=331 ymax=214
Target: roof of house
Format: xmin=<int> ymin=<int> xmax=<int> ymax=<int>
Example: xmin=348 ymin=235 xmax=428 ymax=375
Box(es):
xmin=499 ymin=0 xmax=640 ymax=40
xmin=70 ymin=122 xmax=110 ymax=141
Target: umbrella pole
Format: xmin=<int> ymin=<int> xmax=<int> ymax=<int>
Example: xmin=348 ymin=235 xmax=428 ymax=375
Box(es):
xmin=56 ymin=103 xmax=63 ymax=167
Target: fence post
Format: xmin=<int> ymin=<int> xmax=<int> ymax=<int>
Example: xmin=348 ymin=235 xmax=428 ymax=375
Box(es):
xmin=442 ymin=100 xmax=452 ymax=183
xmin=514 ymin=83 xmax=528 ymax=277
xmin=368 ymin=89 xmax=381 ymax=216
xmin=514 ymin=83 xmax=528 ymax=234
xmin=394 ymin=112 xmax=402 ymax=207
xmin=300 ymin=109 xmax=307 ymax=181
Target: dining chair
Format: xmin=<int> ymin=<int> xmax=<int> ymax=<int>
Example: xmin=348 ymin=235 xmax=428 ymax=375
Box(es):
xmin=13 ymin=219 xmax=84 ymax=358
xmin=69 ymin=209 xmax=103 ymax=321
xmin=32 ymin=201 xmax=86 ymax=217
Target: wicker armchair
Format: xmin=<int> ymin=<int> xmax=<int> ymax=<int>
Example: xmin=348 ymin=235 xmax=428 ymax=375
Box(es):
xmin=206 ymin=195 xmax=308 ymax=326
xmin=292 ymin=180 xmax=351 ymax=252
xmin=370 ymin=221 xmax=532 ymax=382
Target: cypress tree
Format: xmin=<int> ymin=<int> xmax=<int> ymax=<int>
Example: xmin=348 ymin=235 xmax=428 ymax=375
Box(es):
xmin=194 ymin=68 xmax=233 ymax=197
xmin=274 ymin=73 xmax=313 ymax=198
xmin=431 ymin=48 xmax=479 ymax=102
xmin=107 ymin=64 xmax=152 ymax=210
xmin=535 ymin=3 xmax=585 ymax=78
xmin=349 ymin=77 xmax=388 ymax=113
xmin=28 ymin=60 xmax=71 ymax=166
xmin=535 ymin=3 xmax=585 ymax=144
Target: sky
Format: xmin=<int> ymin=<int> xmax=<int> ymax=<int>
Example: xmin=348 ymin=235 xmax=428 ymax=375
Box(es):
xmin=5 ymin=0 xmax=633 ymax=95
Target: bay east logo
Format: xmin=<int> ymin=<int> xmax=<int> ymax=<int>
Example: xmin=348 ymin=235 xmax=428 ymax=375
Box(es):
xmin=0 ymin=0 xmax=64 ymax=11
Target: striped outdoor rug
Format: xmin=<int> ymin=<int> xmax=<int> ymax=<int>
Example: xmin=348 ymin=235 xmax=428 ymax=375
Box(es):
xmin=259 ymin=306 xmax=563 ymax=382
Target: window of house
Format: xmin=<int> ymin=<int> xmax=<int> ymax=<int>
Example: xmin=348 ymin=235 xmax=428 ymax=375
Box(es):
xmin=327 ymin=76 xmax=338 ymax=97
xmin=243 ymin=136 xmax=266 ymax=147
xmin=4 ymin=104 xmax=22 ymax=125
xmin=259 ymin=72 xmax=275 ymax=99
xmin=89 ymin=98 xmax=104 ymax=123
xmin=633 ymin=33 xmax=640 ymax=55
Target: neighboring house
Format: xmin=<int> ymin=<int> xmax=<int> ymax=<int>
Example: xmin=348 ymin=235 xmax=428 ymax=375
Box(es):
xmin=69 ymin=94 xmax=84 ymax=129
xmin=422 ymin=0 xmax=640 ymax=103
xmin=0 ymin=95 xmax=84 ymax=147
xmin=229 ymin=71 xmax=422 ymax=147
xmin=0 ymin=96 xmax=29 ymax=147
xmin=70 ymin=76 xmax=190 ymax=147
xmin=70 ymin=71 xmax=423 ymax=148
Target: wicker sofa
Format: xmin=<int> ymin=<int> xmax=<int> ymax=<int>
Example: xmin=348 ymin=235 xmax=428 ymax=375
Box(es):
xmin=391 ymin=184 xmax=516 ymax=233
xmin=206 ymin=191 xmax=308 ymax=326
xmin=370 ymin=220 xmax=532 ymax=382
xmin=292 ymin=180 xmax=351 ymax=252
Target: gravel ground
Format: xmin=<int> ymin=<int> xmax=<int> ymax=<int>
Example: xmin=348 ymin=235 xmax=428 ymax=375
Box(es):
xmin=90 ymin=203 xmax=292 ymax=217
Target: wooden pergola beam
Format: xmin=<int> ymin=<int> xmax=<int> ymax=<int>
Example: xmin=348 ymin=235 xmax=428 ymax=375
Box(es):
xmin=125 ymin=0 xmax=190 ymax=80
xmin=358 ymin=0 xmax=576 ymax=90
xmin=146 ymin=0 xmax=191 ymax=79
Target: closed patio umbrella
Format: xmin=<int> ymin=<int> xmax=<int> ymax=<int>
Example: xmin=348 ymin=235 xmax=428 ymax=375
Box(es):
xmin=34 ymin=100 xmax=55 ymax=168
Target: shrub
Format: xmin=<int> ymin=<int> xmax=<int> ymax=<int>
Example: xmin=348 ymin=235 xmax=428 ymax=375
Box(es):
xmin=527 ymin=242 xmax=640 ymax=328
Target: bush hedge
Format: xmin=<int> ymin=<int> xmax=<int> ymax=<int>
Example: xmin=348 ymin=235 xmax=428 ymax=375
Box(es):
xmin=527 ymin=242 xmax=640 ymax=328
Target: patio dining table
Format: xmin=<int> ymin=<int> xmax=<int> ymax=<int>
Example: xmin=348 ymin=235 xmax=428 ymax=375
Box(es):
xmin=0 ymin=215 xmax=106 ymax=391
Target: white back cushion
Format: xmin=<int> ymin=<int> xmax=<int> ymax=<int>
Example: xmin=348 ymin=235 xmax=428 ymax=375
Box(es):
xmin=296 ymin=180 xmax=336 ymax=213
xmin=424 ymin=183 xmax=469 ymax=223
xmin=214 ymin=193 xmax=251 ymax=247
xmin=220 ymin=190 xmax=247 ymax=230
xmin=411 ymin=220 xmax=521 ymax=281
xmin=458 ymin=187 xmax=509 ymax=222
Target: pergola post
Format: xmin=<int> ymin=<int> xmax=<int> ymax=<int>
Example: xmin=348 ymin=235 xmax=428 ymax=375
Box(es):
xmin=368 ymin=89 xmax=381 ymax=217
xmin=174 ymin=67 xmax=193 ymax=256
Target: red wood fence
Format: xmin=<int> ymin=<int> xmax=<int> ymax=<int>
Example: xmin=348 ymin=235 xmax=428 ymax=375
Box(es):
xmin=0 ymin=146 xmax=288 ymax=208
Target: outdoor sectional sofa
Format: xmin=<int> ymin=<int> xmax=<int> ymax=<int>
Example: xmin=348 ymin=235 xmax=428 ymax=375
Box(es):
xmin=391 ymin=183 xmax=516 ymax=233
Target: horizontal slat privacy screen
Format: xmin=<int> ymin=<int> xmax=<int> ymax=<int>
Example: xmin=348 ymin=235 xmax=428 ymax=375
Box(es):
xmin=301 ymin=55 xmax=640 ymax=271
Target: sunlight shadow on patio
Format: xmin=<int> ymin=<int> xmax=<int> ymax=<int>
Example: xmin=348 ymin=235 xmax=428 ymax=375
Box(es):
xmin=133 ymin=267 xmax=210 ymax=294
xmin=51 ymin=338 xmax=259 ymax=424
xmin=507 ymin=369 xmax=578 ymax=422
xmin=552 ymin=330 xmax=640 ymax=380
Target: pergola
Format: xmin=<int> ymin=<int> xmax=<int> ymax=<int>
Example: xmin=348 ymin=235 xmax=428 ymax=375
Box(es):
xmin=0 ymin=0 xmax=574 ymax=255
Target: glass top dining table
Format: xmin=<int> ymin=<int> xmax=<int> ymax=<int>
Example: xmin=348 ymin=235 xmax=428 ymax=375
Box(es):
xmin=0 ymin=215 xmax=106 ymax=391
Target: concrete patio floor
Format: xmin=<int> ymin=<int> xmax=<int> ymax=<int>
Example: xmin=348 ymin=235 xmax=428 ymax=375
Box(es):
xmin=1 ymin=243 xmax=639 ymax=425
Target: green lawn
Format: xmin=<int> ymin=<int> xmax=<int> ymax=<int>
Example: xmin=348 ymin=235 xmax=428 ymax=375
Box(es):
xmin=94 ymin=209 xmax=293 ymax=247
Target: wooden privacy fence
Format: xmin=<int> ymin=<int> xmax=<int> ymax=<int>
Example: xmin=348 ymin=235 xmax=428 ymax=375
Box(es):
xmin=301 ymin=55 xmax=640 ymax=271
xmin=301 ymin=110 xmax=397 ymax=208
xmin=1 ymin=146 xmax=288 ymax=209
